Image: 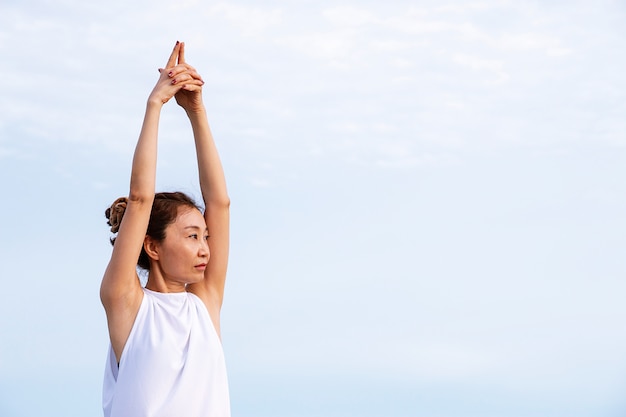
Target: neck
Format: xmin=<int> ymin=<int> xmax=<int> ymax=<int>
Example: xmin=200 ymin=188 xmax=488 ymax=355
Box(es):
xmin=145 ymin=267 xmax=187 ymax=293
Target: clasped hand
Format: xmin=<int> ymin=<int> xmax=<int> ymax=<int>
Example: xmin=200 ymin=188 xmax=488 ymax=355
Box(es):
xmin=149 ymin=41 xmax=204 ymax=113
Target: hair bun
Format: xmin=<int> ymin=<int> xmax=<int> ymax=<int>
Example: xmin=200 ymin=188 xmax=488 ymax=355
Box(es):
xmin=106 ymin=197 xmax=128 ymax=233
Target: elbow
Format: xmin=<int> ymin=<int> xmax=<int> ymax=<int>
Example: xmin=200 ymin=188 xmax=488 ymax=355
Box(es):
xmin=100 ymin=269 xmax=118 ymax=306
xmin=219 ymin=195 xmax=231 ymax=208
xmin=207 ymin=192 xmax=230 ymax=209
xmin=206 ymin=195 xmax=230 ymax=212
xmin=100 ymin=285 xmax=111 ymax=307
xmin=127 ymin=189 xmax=154 ymax=205
xmin=100 ymin=279 xmax=115 ymax=307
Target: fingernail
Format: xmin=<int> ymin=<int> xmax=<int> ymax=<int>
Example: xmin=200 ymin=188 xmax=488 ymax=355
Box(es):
xmin=168 ymin=71 xmax=173 ymax=77
xmin=171 ymin=79 xmax=176 ymax=84
xmin=176 ymin=40 xmax=179 ymax=45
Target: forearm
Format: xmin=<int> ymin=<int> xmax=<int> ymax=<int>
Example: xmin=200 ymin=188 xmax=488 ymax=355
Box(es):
xmin=129 ymin=100 xmax=163 ymax=202
xmin=187 ymin=107 xmax=229 ymax=205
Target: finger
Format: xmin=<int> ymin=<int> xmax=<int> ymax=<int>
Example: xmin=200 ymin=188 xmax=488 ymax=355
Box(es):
xmin=167 ymin=65 xmax=185 ymax=78
xmin=177 ymin=76 xmax=204 ymax=89
xmin=170 ymin=72 xmax=189 ymax=85
xmin=186 ymin=68 xmax=203 ymax=81
xmin=182 ymin=83 xmax=202 ymax=92
xmin=177 ymin=68 xmax=202 ymax=82
xmin=165 ymin=41 xmax=181 ymax=68
xmin=171 ymin=72 xmax=205 ymax=87
xmin=178 ymin=42 xmax=186 ymax=64
xmin=167 ymin=64 xmax=197 ymax=78
xmin=172 ymin=71 xmax=203 ymax=85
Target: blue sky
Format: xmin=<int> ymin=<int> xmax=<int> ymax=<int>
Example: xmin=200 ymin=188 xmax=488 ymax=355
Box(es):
xmin=1 ymin=1 xmax=625 ymax=416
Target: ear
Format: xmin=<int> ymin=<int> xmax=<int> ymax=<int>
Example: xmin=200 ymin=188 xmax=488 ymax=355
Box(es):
xmin=143 ymin=236 xmax=160 ymax=262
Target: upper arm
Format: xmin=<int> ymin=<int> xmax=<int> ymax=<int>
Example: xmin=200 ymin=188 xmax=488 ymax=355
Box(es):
xmin=100 ymin=199 xmax=150 ymax=360
xmin=188 ymin=199 xmax=230 ymax=325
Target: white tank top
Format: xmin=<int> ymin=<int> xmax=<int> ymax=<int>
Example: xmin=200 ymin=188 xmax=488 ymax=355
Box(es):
xmin=103 ymin=288 xmax=230 ymax=417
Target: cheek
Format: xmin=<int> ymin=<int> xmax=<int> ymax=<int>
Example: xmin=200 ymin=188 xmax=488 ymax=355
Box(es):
xmin=159 ymin=242 xmax=185 ymax=264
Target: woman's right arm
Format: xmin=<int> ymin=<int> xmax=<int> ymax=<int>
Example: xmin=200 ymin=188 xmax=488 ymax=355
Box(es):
xmin=99 ymin=98 xmax=161 ymax=317
xmin=100 ymin=42 xmax=198 ymax=361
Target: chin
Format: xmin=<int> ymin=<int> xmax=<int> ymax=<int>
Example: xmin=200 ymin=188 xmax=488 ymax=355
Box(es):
xmin=187 ymin=275 xmax=205 ymax=284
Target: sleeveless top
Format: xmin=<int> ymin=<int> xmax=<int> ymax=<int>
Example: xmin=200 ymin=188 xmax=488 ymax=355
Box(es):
xmin=103 ymin=288 xmax=230 ymax=417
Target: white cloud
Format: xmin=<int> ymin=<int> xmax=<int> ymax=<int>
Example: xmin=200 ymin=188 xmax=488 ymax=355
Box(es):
xmin=322 ymin=6 xmax=377 ymax=26
xmin=277 ymin=30 xmax=357 ymax=64
xmin=452 ymin=53 xmax=510 ymax=83
xmin=434 ymin=2 xmax=491 ymax=14
xmin=497 ymin=32 xmax=572 ymax=57
xmin=206 ymin=3 xmax=283 ymax=37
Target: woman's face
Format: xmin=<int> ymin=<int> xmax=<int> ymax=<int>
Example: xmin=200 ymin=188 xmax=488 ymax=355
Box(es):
xmin=155 ymin=207 xmax=210 ymax=286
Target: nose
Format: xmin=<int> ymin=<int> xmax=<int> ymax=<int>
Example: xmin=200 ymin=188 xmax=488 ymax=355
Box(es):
xmin=199 ymin=239 xmax=210 ymax=258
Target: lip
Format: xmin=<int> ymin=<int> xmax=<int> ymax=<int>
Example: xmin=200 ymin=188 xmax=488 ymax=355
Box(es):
xmin=195 ymin=263 xmax=207 ymax=270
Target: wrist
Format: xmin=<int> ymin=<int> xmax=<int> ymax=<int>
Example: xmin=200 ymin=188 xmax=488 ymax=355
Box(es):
xmin=185 ymin=104 xmax=207 ymax=118
xmin=147 ymin=95 xmax=165 ymax=109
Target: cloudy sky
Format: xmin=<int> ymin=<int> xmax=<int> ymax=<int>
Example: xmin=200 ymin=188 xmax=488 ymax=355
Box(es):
xmin=1 ymin=1 xmax=625 ymax=416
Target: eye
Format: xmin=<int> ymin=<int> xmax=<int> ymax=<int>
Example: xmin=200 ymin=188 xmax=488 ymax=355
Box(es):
xmin=189 ymin=234 xmax=198 ymax=239
xmin=204 ymin=235 xmax=210 ymax=241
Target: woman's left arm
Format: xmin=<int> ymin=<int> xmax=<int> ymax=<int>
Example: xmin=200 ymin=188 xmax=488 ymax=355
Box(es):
xmin=173 ymin=43 xmax=230 ymax=333
xmin=189 ymin=106 xmax=231 ymax=313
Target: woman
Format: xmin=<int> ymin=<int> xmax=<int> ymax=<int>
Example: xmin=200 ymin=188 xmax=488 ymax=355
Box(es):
xmin=101 ymin=41 xmax=231 ymax=417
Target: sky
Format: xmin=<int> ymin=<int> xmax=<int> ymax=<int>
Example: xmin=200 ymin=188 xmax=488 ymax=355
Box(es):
xmin=1 ymin=0 xmax=625 ymax=416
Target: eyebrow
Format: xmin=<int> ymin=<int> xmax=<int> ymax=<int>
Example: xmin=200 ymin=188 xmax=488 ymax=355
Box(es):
xmin=183 ymin=225 xmax=209 ymax=232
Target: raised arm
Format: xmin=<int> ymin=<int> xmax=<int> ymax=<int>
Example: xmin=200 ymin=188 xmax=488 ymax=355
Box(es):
xmin=100 ymin=42 xmax=201 ymax=361
xmin=174 ymin=44 xmax=230 ymax=329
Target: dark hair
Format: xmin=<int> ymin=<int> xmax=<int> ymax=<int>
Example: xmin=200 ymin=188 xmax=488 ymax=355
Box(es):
xmin=106 ymin=192 xmax=202 ymax=270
